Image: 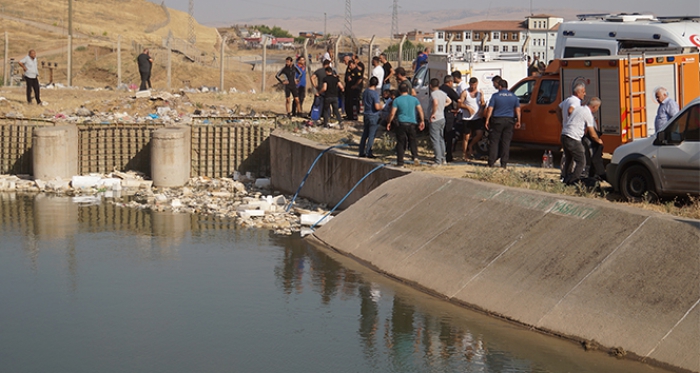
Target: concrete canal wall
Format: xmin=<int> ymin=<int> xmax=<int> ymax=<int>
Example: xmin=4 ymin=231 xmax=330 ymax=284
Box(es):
xmin=0 ymin=117 xmax=273 ymax=178
xmin=309 ymin=172 xmax=699 ymax=373
xmin=270 ymin=130 xmax=409 ymax=209
xmin=269 ymin=132 xmax=699 ymax=372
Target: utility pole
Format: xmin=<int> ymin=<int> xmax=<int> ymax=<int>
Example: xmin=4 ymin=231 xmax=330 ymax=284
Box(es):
xmin=261 ymin=36 xmax=267 ymax=93
xmin=67 ymin=0 xmax=73 ymax=86
xmin=344 ymin=0 xmax=354 ymax=40
xmin=3 ymin=32 xmax=7 ymax=86
xmin=117 ymin=35 xmax=121 ymax=87
xmin=391 ymin=0 xmax=399 ymax=41
xmin=219 ymin=35 xmax=226 ymax=92
xmin=188 ymin=0 xmax=196 ymax=44
xmin=323 ymin=13 xmax=327 ymax=36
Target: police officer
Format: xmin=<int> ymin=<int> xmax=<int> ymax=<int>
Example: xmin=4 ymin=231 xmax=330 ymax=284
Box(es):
xmin=484 ymin=79 xmax=521 ymax=168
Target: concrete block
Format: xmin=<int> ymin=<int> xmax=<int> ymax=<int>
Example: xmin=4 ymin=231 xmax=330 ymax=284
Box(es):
xmin=33 ymin=125 xmax=78 ymax=180
xmin=300 ymin=213 xmax=332 ymax=226
xmin=151 ymin=126 xmax=191 ymax=187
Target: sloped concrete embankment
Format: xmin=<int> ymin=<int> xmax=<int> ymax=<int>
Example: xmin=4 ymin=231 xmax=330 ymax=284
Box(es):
xmin=270 ymin=130 xmax=409 ymax=209
xmin=311 ymin=172 xmax=700 ymax=373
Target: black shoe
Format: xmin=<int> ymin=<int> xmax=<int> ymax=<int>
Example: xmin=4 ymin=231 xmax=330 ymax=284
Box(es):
xmin=366 ymin=154 xmax=377 ymax=159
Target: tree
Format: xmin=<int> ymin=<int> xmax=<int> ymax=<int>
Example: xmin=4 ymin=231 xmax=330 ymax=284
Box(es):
xmin=253 ymin=25 xmax=292 ymax=38
xmin=383 ymin=40 xmax=425 ymax=54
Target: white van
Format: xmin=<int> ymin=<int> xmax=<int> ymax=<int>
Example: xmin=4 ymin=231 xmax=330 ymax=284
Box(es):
xmin=554 ymin=14 xmax=700 ymax=59
xmin=606 ymin=96 xmax=700 ymax=201
xmin=412 ymin=53 xmax=528 ymax=119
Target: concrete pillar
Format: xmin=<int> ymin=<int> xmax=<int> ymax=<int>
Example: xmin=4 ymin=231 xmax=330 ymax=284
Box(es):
xmin=32 ymin=125 xmax=78 ymax=180
xmin=151 ymin=126 xmax=191 ymax=187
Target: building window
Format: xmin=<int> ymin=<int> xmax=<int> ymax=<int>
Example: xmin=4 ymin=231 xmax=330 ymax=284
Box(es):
xmin=456 ymin=45 xmax=462 ymax=52
xmin=465 ymin=32 xmax=471 ymax=39
xmin=454 ymin=32 xmax=463 ymax=41
xmin=484 ymin=46 xmax=489 ymax=52
xmin=512 ymin=32 xmax=518 ymax=40
xmin=502 ymin=32 xmax=509 ymax=41
xmin=474 ymin=45 xmax=483 ymax=52
xmin=493 ymin=32 xmax=500 ymax=39
xmin=438 ymin=32 xmax=444 ymax=39
xmin=449 ymin=45 xmax=453 ymax=52
xmin=493 ymin=45 xmax=499 ymax=52
xmin=474 ymin=32 xmax=481 ymax=41
xmin=438 ymin=45 xmax=444 ymax=52
xmin=512 ymin=46 xmax=518 ymax=52
xmin=465 ymin=45 xmax=471 ymax=51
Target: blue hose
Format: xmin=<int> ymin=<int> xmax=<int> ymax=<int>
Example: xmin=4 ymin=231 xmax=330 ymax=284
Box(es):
xmin=310 ymin=163 xmax=386 ymax=230
xmin=286 ymin=144 xmax=350 ymax=212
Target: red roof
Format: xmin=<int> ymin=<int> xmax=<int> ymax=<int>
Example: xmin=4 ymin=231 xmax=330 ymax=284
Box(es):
xmin=437 ymin=20 xmax=526 ymax=32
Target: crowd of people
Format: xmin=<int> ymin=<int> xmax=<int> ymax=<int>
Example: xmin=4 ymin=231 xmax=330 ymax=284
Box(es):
xmin=282 ymin=49 xmax=682 ymax=179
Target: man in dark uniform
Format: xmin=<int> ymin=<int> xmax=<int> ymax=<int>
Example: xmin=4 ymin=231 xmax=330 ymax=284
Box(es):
xmin=137 ymin=48 xmax=153 ymax=91
xmin=439 ymin=75 xmax=461 ymax=163
xmin=484 ymin=79 xmax=520 ymax=168
xmin=344 ymin=60 xmax=363 ymax=120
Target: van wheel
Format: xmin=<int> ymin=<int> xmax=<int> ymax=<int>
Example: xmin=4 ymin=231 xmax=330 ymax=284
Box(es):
xmin=620 ymin=165 xmax=657 ymax=202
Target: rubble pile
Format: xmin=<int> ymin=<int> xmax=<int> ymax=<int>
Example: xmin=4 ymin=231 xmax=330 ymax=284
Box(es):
xmin=0 ymin=89 xmax=273 ymax=125
xmin=0 ymin=173 xmax=332 ymax=236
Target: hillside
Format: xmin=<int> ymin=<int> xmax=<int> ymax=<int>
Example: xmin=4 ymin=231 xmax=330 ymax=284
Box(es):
xmin=0 ymin=0 xmax=279 ymax=91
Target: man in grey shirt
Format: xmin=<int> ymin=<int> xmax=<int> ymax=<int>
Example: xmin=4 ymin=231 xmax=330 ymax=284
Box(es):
xmin=18 ymin=49 xmax=41 ymax=105
xmin=654 ymin=87 xmax=679 ymax=134
xmin=429 ymin=78 xmax=451 ymax=165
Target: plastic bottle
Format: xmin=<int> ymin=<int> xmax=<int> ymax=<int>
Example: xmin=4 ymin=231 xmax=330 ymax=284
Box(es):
xmin=547 ymin=150 xmax=553 ymax=168
xmin=542 ymin=151 xmax=549 ymax=168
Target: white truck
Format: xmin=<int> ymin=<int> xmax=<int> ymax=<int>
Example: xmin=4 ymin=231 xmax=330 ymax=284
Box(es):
xmin=554 ymin=14 xmax=700 ymax=59
xmin=412 ymin=52 xmax=529 ymax=119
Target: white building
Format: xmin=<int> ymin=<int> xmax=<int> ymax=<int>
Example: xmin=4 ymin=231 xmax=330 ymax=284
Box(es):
xmin=434 ymin=15 xmax=563 ymax=62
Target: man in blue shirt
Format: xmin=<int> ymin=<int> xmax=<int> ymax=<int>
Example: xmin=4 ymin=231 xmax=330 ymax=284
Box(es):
xmin=654 ymin=87 xmax=679 ymax=134
xmin=484 ymin=79 xmax=521 ymax=168
xmin=359 ymin=77 xmax=384 ymax=158
xmin=293 ymin=56 xmax=307 ymax=117
xmin=387 ymin=83 xmax=425 ymax=166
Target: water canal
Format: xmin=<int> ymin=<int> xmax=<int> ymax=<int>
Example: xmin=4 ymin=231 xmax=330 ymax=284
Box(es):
xmin=0 ymin=194 xmax=674 ymax=373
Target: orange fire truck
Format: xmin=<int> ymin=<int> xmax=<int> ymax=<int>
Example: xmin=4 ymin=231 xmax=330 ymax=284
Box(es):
xmin=510 ymin=52 xmax=700 ymax=153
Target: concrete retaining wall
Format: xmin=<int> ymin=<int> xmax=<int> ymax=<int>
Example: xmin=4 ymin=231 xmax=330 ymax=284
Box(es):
xmin=310 ymin=172 xmax=700 ymax=373
xmin=270 ymin=130 xmax=409 ymax=209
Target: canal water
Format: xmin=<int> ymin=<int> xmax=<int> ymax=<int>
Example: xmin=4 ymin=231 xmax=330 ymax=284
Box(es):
xmin=0 ymin=194 xmax=672 ymax=373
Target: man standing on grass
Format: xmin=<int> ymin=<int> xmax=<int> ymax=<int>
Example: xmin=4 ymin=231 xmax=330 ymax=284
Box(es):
xmin=358 ymin=76 xmax=383 ymax=158
xmin=276 ymin=56 xmax=302 ymax=118
xmin=18 ymin=49 xmax=41 ymax=105
xmin=561 ymin=97 xmax=604 ymax=184
xmin=428 ymin=78 xmax=451 ymax=166
xmin=386 ymin=83 xmax=425 ymax=167
xmin=484 ymin=79 xmax=520 ymax=168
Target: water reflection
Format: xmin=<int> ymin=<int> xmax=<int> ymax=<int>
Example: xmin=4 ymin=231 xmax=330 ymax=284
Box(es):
xmin=270 ymin=234 xmax=541 ymax=372
xmin=0 ymin=194 xmax=673 ymax=373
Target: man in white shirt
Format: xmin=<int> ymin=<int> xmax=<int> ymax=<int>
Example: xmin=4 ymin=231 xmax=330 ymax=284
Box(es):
xmin=557 ymin=82 xmax=585 ymax=127
xmin=561 ymin=97 xmax=603 ymax=184
xmin=18 ymin=49 xmax=41 ymax=105
xmin=370 ymin=56 xmax=384 ymax=90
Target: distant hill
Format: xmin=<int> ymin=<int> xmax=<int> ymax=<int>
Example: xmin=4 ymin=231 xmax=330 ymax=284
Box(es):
xmin=224 ymin=7 xmax=589 ymax=38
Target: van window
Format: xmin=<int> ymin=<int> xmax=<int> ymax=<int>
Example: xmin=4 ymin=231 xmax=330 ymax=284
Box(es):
xmin=665 ymin=104 xmax=700 ymax=142
xmin=511 ymin=80 xmax=535 ymax=104
xmin=536 ymin=80 xmax=559 ymax=105
xmin=563 ymin=47 xmax=611 ymax=58
xmin=412 ymin=66 xmax=429 ymax=88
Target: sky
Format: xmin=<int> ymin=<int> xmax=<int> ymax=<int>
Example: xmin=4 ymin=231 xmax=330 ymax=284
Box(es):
xmin=161 ymin=0 xmax=700 ymax=25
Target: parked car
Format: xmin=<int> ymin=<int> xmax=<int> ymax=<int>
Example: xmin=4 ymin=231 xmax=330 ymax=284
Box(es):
xmin=606 ymin=97 xmax=700 ymax=201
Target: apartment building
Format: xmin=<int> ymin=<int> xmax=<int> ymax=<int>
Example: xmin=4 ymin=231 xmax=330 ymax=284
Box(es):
xmin=434 ymin=14 xmax=563 ymax=62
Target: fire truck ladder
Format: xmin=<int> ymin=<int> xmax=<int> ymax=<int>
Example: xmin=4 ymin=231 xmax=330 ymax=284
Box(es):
xmin=626 ymin=54 xmax=648 ymax=141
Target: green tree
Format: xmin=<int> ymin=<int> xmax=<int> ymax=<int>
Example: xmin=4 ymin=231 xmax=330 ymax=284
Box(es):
xmin=383 ymin=40 xmax=425 ymax=54
xmin=253 ymin=25 xmax=293 ymax=38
